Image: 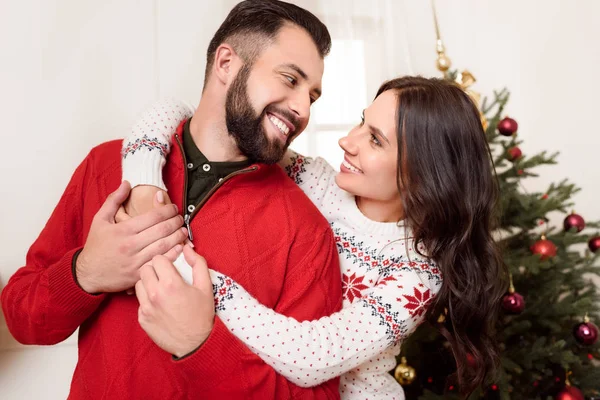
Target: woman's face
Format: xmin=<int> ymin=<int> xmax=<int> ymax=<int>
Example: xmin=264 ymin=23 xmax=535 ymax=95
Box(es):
xmin=335 ymin=90 xmax=401 ymax=203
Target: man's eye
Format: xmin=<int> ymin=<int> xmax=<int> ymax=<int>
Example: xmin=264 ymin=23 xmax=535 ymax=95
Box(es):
xmin=285 ymin=75 xmax=297 ymax=85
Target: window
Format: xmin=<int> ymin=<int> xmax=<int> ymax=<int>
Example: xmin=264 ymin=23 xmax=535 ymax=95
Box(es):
xmin=292 ymin=39 xmax=368 ymax=169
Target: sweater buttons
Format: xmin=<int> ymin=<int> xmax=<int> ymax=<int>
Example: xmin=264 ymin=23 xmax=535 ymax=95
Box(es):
xmin=187 ymin=205 xmax=195 ymax=213
xmin=187 ymin=163 xmax=193 ymax=169
xmin=202 ymin=164 xmax=211 ymax=172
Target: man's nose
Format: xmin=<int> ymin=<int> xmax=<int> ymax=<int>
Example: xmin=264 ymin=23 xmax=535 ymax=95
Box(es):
xmin=288 ymin=91 xmax=311 ymax=126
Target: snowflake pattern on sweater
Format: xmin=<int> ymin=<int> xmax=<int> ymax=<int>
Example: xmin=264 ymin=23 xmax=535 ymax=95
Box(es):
xmin=121 ymin=98 xmax=443 ymax=400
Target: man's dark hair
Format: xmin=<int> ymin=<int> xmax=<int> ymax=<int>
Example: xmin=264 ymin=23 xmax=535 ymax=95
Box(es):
xmin=203 ymin=0 xmax=331 ymax=87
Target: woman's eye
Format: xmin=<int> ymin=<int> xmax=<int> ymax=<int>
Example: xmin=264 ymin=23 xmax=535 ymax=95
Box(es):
xmin=370 ymin=133 xmax=382 ymax=147
xmin=359 ymin=114 xmax=365 ymax=126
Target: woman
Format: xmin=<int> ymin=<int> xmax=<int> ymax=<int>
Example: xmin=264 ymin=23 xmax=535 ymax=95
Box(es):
xmin=121 ymin=76 xmax=506 ymax=399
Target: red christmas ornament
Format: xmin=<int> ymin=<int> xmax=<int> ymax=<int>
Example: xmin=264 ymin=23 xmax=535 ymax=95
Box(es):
xmin=573 ymin=314 xmax=598 ymax=346
xmin=507 ymin=146 xmax=522 ymax=161
xmin=530 ymin=236 xmax=557 ymax=260
xmin=589 ymin=236 xmax=600 ymax=253
xmin=563 ymin=212 xmax=585 ymax=233
xmin=555 ymin=385 xmax=584 ymax=400
xmin=502 ymin=292 xmax=525 ymax=314
xmin=502 ymin=274 xmax=525 ymax=314
xmin=498 ymin=117 xmax=518 ymax=136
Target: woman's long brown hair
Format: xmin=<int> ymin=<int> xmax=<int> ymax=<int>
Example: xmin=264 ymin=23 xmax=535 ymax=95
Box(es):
xmin=377 ymin=76 xmax=507 ymax=396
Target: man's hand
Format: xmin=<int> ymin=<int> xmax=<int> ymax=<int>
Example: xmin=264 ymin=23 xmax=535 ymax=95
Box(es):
xmin=116 ymin=185 xmax=171 ymax=222
xmin=75 ymin=181 xmax=188 ymax=294
xmin=135 ymin=245 xmax=215 ymax=358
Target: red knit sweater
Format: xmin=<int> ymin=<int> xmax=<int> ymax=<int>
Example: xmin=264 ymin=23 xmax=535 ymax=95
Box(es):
xmin=1 ymin=128 xmax=342 ymax=399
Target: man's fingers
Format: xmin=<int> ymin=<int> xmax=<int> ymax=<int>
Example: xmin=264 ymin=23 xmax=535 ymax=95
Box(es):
xmin=139 ymin=263 xmax=159 ymax=298
xmin=115 ymin=206 xmax=132 ymax=223
xmin=97 ymin=181 xmax=131 ymax=222
xmin=163 ymin=244 xmax=183 ymax=262
xmin=135 ymin=215 xmax=185 ymax=251
xmin=124 ymin=204 xmax=180 ymax=233
xmin=138 ymin=226 xmax=188 ymax=263
xmin=135 ymin=280 xmax=149 ymax=308
xmin=152 ymin=255 xmax=182 ymax=285
xmin=184 ymin=245 xmax=213 ymax=293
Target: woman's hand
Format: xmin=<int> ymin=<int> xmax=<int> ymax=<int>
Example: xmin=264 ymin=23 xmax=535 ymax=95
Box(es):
xmin=116 ymin=185 xmax=172 ymax=223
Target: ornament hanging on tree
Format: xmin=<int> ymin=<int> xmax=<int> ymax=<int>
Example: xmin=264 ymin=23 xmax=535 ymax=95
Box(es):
xmin=497 ymin=116 xmax=518 ymax=136
xmin=555 ymin=372 xmax=584 ymax=400
xmin=531 ymin=235 xmax=557 ymax=260
xmin=573 ymin=313 xmax=598 ymax=346
xmin=502 ymin=273 xmax=525 ymax=314
xmin=589 ymin=236 xmax=600 ymax=253
xmin=555 ymin=386 xmax=584 ymax=400
xmin=394 ymin=357 xmax=416 ymax=385
xmin=563 ymin=212 xmax=585 ymax=233
xmin=507 ymin=146 xmax=522 ymax=161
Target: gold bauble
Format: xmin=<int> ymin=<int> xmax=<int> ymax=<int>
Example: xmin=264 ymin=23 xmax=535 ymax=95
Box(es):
xmin=436 ymin=53 xmax=451 ymax=72
xmin=394 ymin=357 xmax=416 ymax=385
xmin=456 ymin=70 xmax=476 ymax=88
xmin=480 ymin=114 xmax=489 ymax=131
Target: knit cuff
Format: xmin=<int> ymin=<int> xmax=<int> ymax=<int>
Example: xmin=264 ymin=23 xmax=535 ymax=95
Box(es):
xmin=46 ymin=247 xmax=106 ymax=320
xmin=121 ymin=145 xmax=168 ymax=191
xmin=174 ymin=317 xmax=246 ymax=387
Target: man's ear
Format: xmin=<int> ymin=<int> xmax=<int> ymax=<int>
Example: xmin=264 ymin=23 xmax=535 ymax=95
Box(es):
xmin=213 ymin=43 xmax=239 ymax=85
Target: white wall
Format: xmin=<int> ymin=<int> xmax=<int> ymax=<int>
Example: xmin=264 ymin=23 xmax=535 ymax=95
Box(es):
xmin=0 ymin=1 xmax=598 ymax=398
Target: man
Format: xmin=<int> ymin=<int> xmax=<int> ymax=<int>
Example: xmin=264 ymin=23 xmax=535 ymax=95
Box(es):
xmin=1 ymin=1 xmax=342 ymax=399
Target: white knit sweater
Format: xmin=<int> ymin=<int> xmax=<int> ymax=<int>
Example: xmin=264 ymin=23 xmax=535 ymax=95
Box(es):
xmin=122 ymin=99 xmax=443 ymax=400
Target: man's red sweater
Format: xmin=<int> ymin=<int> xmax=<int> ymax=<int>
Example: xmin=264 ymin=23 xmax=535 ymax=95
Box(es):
xmin=1 ymin=129 xmax=342 ymax=399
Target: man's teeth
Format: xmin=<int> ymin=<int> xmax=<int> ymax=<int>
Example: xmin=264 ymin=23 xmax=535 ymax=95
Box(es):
xmin=343 ymin=160 xmax=361 ymax=173
xmin=269 ymin=115 xmax=290 ymax=136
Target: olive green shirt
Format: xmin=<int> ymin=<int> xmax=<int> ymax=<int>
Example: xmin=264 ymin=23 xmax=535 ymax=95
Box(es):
xmin=181 ymin=120 xmax=252 ymax=214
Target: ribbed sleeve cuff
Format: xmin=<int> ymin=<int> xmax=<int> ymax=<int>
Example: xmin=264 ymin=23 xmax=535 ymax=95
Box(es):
xmin=122 ymin=148 xmax=167 ymax=191
xmin=46 ymin=247 xmax=106 ymax=319
xmin=174 ymin=317 xmax=246 ymax=387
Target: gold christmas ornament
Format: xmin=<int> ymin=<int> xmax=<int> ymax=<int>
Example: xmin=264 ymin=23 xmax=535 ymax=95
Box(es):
xmin=432 ymin=0 xmax=452 ymax=74
xmin=452 ymin=70 xmax=488 ymax=130
xmin=430 ymin=0 xmax=488 ymax=130
xmin=436 ymin=51 xmax=451 ymax=72
xmin=394 ymin=357 xmax=417 ymax=385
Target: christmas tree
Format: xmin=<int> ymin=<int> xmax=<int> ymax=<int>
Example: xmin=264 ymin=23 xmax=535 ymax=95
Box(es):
xmin=393 ymin=6 xmax=600 ymax=398
xmin=395 ymin=78 xmax=600 ymax=400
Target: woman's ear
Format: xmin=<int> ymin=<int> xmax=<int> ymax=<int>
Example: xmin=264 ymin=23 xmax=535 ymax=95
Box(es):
xmin=212 ymin=43 xmax=238 ymax=85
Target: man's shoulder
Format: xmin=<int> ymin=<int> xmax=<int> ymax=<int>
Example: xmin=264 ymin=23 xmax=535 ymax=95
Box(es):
xmin=257 ymin=165 xmax=330 ymax=230
xmin=87 ymin=139 xmax=123 ymax=171
xmin=80 ymin=139 xmax=123 ymax=188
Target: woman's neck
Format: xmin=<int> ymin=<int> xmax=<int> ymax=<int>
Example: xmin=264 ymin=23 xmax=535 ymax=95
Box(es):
xmin=355 ymin=196 xmax=405 ymax=223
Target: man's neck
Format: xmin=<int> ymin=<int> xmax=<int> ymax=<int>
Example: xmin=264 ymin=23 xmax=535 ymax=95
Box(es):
xmin=188 ymin=96 xmax=247 ymax=162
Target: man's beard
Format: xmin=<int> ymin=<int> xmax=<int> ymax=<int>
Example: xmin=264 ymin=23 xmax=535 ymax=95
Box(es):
xmin=225 ymin=64 xmax=296 ymax=164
